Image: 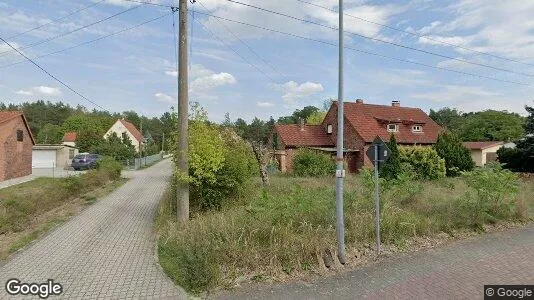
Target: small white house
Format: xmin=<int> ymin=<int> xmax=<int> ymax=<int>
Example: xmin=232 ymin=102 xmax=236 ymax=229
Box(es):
xmin=463 ymin=141 xmax=504 ymax=167
xmin=32 ymin=145 xmax=79 ymax=169
xmin=104 ymin=119 xmax=143 ymax=152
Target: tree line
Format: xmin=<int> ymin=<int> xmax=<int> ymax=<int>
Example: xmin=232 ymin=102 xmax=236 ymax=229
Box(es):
xmin=0 ymin=100 xmax=175 ymax=159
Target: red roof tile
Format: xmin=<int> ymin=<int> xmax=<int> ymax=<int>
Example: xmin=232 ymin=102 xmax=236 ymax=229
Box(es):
xmin=0 ymin=111 xmax=35 ymax=144
xmin=119 ymin=119 xmax=143 ymax=142
xmin=338 ymin=102 xmax=443 ymax=144
xmin=275 ymin=124 xmax=334 ymax=147
xmin=62 ymin=132 xmax=77 ymax=142
xmin=0 ymin=111 xmax=23 ymax=124
xmin=463 ymin=141 xmax=503 ymax=150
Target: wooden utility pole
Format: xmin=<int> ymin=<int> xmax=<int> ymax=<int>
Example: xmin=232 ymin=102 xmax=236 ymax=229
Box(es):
xmin=176 ymin=0 xmax=189 ymax=222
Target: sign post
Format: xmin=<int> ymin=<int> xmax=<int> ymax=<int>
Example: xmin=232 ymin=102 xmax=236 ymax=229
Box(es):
xmin=366 ymin=136 xmax=390 ymax=254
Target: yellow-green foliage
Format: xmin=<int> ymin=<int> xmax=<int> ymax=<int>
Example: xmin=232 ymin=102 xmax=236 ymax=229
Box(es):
xmin=399 ymin=146 xmax=446 ymax=180
xmin=186 ymin=120 xmax=227 ymax=184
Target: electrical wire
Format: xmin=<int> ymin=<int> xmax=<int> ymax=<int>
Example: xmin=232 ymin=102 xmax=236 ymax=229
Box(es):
xmin=16 ymin=0 xmax=527 ymax=86
xmin=224 ymin=0 xmax=534 ymax=78
xmin=197 ymin=0 xmax=286 ymax=80
xmin=0 ymin=37 xmax=107 ymax=110
xmin=0 ymin=12 xmax=171 ymax=69
xmin=191 ymin=10 xmax=529 ymax=86
xmin=295 ymin=0 xmax=534 ymax=67
xmin=0 ymin=4 xmax=143 ymax=57
xmin=192 ymin=14 xmax=278 ymax=84
xmin=6 ymin=0 xmax=107 ymax=40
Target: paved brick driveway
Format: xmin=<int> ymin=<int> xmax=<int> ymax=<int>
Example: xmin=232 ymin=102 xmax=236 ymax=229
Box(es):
xmin=0 ymin=159 xmax=187 ymax=299
xmin=214 ymin=225 xmax=534 ymax=300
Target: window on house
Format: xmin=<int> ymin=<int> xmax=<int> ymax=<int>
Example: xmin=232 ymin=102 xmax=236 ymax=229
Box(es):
xmin=16 ymin=130 xmax=23 ymax=142
xmin=122 ymin=132 xmax=128 ymax=141
xmin=327 ymin=124 xmax=333 ymax=134
xmin=387 ymin=124 xmax=397 ymax=132
xmin=69 ymin=149 xmax=75 ymax=159
xmin=412 ymin=125 xmax=423 ymax=132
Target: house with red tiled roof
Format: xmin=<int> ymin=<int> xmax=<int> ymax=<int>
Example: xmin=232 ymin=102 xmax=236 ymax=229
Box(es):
xmin=62 ymin=131 xmax=77 ymax=147
xmin=0 ymin=111 xmax=35 ymax=181
xmin=104 ymin=119 xmax=143 ymax=152
xmin=463 ymin=141 xmax=504 ymax=167
xmin=272 ymin=100 xmax=443 ymax=173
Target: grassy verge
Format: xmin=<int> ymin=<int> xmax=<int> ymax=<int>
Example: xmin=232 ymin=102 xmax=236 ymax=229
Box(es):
xmin=156 ymin=169 xmax=534 ymax=294
xmin=0 ymin=168 xmax=127 ymax=260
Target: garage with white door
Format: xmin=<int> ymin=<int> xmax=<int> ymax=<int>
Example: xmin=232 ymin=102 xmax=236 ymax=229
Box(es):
xmin=32 ymin=145 xmax=78 ymax=169
xmin=32 ymin=148 xmax=57 ymax=168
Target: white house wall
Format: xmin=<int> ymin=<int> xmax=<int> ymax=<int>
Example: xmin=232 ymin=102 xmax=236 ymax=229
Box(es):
xmin=104 ymin=120 xmax=140 ymax=152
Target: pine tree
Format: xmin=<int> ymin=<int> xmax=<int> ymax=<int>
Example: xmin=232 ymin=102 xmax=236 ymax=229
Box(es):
xmin=380 ymin=134 xmax=401 ymax=180
xmin=434 ymin=131 xmax=475 ymax=176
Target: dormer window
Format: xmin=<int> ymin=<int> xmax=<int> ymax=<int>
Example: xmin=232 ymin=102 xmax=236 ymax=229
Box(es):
xmin=327 ymin=124 xmax=333 ymax=134
xmin=387 ymin=124 xmax=398 ymax=132
xmin=412 ymin=125 xmax=423 ymax=133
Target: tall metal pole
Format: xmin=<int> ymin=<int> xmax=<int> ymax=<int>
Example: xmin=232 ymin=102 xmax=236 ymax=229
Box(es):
xmin=335 ymin=0 xmax=347 ymax=264
xmin=374 ymin=144 xmax=381 ymax=254
xmin=176 ymin=0 xmax=189 ymax=222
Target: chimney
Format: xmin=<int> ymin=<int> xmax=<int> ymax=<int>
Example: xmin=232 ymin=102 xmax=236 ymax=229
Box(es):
xmin=356 ymin=99 xmax=364 ymax=104
xmin=392 ymin=100 xmax=400 ymax=107
xmin=299 ymin=118 xmax=305 ymax=131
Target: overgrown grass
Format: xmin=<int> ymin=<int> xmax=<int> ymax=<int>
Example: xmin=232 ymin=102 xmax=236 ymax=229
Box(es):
xmin=157 ymin=169 xmax=534 ymax=294
xmin=0 ymin=169 xmax=118 ymax=234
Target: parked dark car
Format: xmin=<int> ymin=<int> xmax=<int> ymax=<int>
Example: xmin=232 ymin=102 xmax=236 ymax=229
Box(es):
xmin=72 ymin=153 xmax=103 ymax=170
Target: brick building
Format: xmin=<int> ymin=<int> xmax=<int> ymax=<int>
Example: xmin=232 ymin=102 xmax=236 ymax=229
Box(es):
xmin=272 ymin=100 xmax=443 ymax=173
xmin=0 ymin=111 xmax=35 ymax=181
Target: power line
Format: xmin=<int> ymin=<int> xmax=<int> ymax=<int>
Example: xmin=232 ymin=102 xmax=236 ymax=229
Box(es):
xmin=0 ymin=37 xmax=107 ymax=110
xmin=191 ymin=9 xmax=278 ymax=84
xmin=0 ymin=4 xmax=143 ymax=57
xmin=295 ymin=0 xmax=534 ymax=68
xmin=0 ymin=12 xmax=172 ymax=70
xmin=71 ymin=0 xmax=529 ymax=85
xmin=190 ymin=10 xmax=528 ymax=86
xmin=224 ymin=0 xmax=534 ymax=78
xmin=196 ymin=0 xmax=286 ymax=80
xmin=6 ymin=0 xmax=107 ymax=40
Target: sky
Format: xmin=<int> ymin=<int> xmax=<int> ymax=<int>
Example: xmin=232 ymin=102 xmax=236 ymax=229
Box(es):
xmin=1 ymin=0 xmax=533 ymax=122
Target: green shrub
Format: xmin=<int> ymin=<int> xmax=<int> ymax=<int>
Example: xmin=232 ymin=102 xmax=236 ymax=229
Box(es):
xmin=293 ymin=148 xmax=335 ymax=177
xmin=97 ymin=156 xmax=122 ymax=180
xmin=434 ymin=131 xmax=475 ymax=176
xmin=461 ymin=166 xmax=520 ymax=228
xmin=399 ymin=146 xmax=446 ymax=180
xmin=171 ymin=107 xmax=256 ymax=211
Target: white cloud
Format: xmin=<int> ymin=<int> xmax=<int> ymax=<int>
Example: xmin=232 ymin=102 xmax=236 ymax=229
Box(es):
xmin=15 ymin=90 xmax=33 ymax=96
xmin=412 ymin=84 xmax=500 ymax=103
xmin=416 ymin=0 xmax=534 ymax=60
xmin=164 ymin=70 xmax=177 ymax=77
xmin=97 ymin=0 xmax=160 ymax=7
xmin=199 ymin=0 xmax=405 ymax=41
xmin=280 ymin=81 xmax=324 ymax=103
xmin=257 ymin=101 xmax=274 ymax=108
xmin=154 ymin=92 xmax=174 ymax=104
xmin=374 ymin=69 xmax=432 ymax=86
xmin=191 ymin=72 xmax=236 ymax=91
xmin=0 ymin=41 xmax=20 ymax=54
xmin=15 ymin=86 xmax=61 ymax=96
